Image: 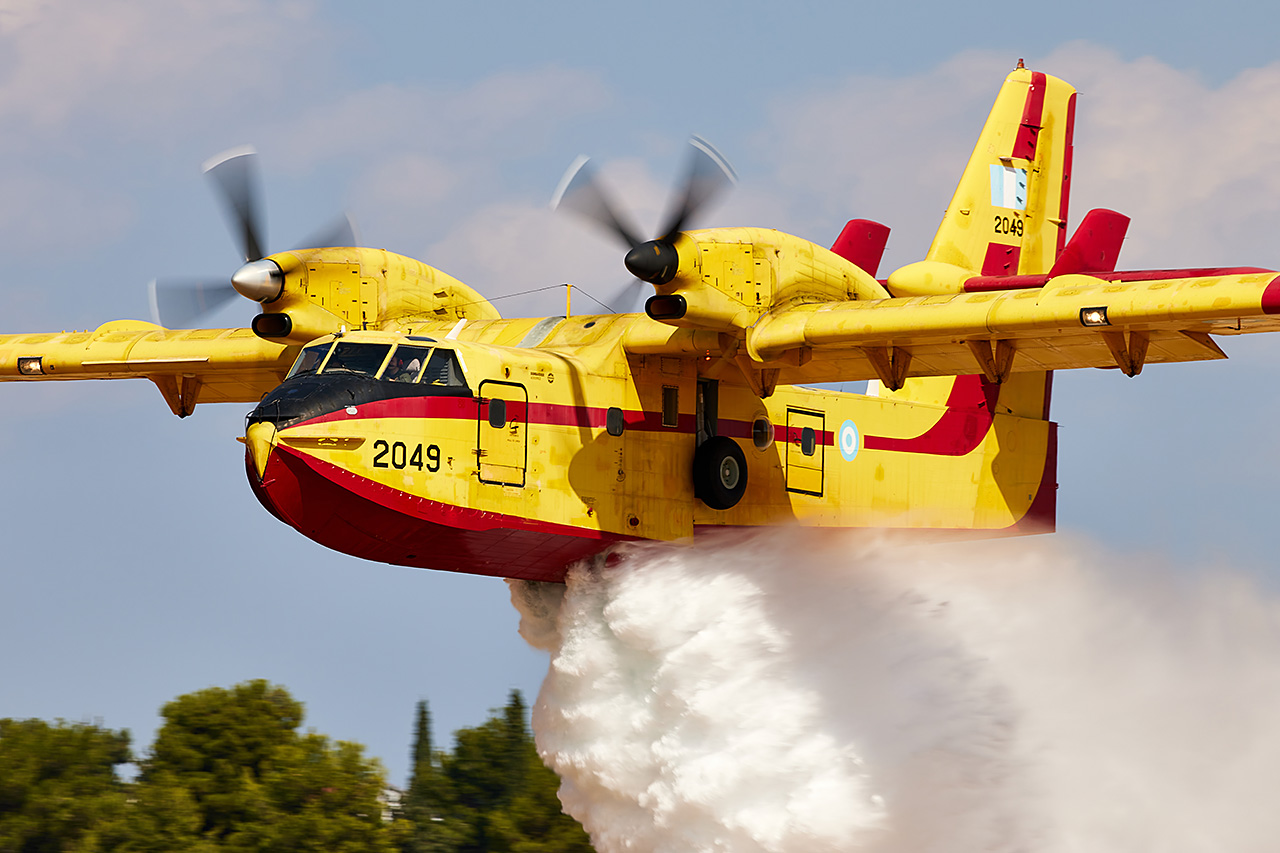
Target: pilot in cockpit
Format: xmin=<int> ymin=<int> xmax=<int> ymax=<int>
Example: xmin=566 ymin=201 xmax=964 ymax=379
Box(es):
xmin=386 ymin=352 xmax=422 ymax=383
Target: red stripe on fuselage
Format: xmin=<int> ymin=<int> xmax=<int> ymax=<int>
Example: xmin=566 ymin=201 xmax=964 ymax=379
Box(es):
xmin=295 ymin=395 xmax=699 ymax=434
xmin=289 ymin=383 xmax=1005 ymax=465
xmin=779 ymin=426 xmax=834 ymax=446
xmin=863 ymin=375 xmax=1000 ymax=456
xmin=965 ymin=266 xmax=1275 ymax=293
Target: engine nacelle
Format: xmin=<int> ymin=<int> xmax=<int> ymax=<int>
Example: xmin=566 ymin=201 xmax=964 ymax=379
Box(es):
xmin=250 ymin=248 xmax=501 ymax=345
xmin=643 ymin=228 xmax=891 ymax=334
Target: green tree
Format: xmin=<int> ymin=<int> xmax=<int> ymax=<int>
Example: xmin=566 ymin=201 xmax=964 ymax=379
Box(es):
xmin=141 ymin=679 xmax=302 ymax=839
xmin=0 ymin=718 xmax=130 ymax=853
xmin=135 ymin=680 xmax=398 ymax=852
xmin=437 ymin=691 xmax=592 ymax=853
xmin=484 ymin=746 xmax=594 ymax=853
xmin=224 ymin=732 xmax=400 ymax=852
xmin=400 ymin=701 xmax=465 ymax=853
xmin=412 ymin=702 xmax=432 ymax=773
xmin=110 ymin=770 xmax=212 ymax=853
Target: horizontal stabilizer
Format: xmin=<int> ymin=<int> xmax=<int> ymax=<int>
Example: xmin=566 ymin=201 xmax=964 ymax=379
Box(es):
xmin=830 ymin=219 xmax=891 ymax=277
xmin=1049 ymin=208 xmax=1130 ymax=275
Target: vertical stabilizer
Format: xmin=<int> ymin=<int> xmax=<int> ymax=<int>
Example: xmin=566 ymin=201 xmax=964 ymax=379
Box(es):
xmin=926 ymin=66 xmax=1077 ymax=276
xmin=867 ymin=67 xmax=1070 ymax=533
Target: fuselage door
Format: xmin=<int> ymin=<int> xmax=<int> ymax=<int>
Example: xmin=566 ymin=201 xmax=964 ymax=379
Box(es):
xmin=786 ymin=407 xmax=824 ymax=496
xmin=478 ymin=380 xmax=527 ymax=487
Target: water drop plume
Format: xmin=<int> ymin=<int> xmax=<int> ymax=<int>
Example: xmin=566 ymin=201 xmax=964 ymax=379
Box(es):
xmin=509 ymin=529 xmax=1280 ymax=853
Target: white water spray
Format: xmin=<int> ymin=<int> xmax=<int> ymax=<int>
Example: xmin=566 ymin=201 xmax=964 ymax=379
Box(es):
xmin=509 ymin=530 xmax=1280 ymax=852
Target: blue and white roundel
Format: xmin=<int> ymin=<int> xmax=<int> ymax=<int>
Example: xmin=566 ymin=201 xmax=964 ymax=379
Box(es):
xmin=838 ymin=420 xmax=860 ymax=462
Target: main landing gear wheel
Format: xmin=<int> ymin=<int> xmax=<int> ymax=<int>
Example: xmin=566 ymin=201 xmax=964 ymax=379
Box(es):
xmin=693 ymin=436 xmax=747 ymax=510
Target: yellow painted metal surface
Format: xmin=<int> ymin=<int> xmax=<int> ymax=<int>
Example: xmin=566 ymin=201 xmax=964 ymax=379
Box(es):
xmin=0 ymin=322 xmax=297 ymax=415
xmin=245 ymin=325 xmax=1052 ymax=541
xmin=6 ymin=64 xmax=1280 ymax=550
xmin=923 ymin=68 xmax=1075 ymax=276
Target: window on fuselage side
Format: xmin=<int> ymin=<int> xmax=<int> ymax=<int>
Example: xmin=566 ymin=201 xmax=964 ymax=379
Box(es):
xmin=320 ymin=342 xmax=393 ymax=377
xmin=380 ymin=345 xmax=433 ymax=383
xmin=662 ymin=386 xmax=679 ymax=428
xmin=287 ymin=342 xmax=333 ymax=379
xmin=421 ymin=348 xmax=466 ymax=388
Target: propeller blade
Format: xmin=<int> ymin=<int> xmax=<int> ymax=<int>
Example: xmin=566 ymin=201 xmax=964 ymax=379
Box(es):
xmin=551 ymin=155 xmax=645 ymax=250
xmin=602 ymin=278 xmax=647 ymax=314
xmin=203 ymin=145 xmax=266 ymax=262
xmin=298 ymin=212 xmax=360 ymax=251
xmin=148 ymin=278 xmax=241 ymax=329
xmin=658 ymin=136 xmax=738 ymax=239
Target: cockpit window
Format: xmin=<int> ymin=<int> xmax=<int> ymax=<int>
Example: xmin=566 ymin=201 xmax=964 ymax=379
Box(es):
xmin=421 ymin=348 xmax=466 ymax=388
xmin=287 ymin=342 xmax=333 ymax=379
xmin=320 ymin=342 xmax=393 ymax=377
xmin=380 ymin=346 xmax=432 ymax=383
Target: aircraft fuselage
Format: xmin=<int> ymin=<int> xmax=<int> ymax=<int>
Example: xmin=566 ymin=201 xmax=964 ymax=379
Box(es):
xmin=242 ymin=320 xmax=1057 ymax=582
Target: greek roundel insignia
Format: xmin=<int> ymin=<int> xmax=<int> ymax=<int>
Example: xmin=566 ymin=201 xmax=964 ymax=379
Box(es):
xmin=838 ymin=420 xmax=860 ymax=462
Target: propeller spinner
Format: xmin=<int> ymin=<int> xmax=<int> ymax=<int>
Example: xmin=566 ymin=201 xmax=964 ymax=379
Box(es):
xmin=149 ymin=147 xmax=356 ymax=329
xmin=552 ymin=137 xmax=737 ymax=308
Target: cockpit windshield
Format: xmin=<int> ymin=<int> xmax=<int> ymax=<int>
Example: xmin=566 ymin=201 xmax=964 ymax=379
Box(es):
xmin=252 ymin=339 xmax=472 ymax=430
xmin=375 ymin=344 xmax=467 ymax=389
xmin=320 ymin=342 xmax=392 ymax=377
xmin=286 ymin=342 xmax=333 ymax=379
xmin=283 ymin=339 xmax=468 ymax=390
xmin=380 ymin=346 xmax=432 ymax=383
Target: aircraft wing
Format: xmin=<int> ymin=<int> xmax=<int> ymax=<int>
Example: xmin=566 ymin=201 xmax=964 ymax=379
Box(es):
xmin=747 ymin=269 xmax=1280 ymax=388
xmin=0 ymin=320 xmax=297 ymax=416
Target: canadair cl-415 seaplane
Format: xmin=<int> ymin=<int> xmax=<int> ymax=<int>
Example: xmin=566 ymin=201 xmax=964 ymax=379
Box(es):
xmin=5 ymin=63 xmax=1280 ymax=583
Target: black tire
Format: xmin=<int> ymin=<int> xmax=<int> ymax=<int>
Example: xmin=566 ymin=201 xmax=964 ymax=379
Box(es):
xmin=692 ymin=436 xmax=748 ymax=510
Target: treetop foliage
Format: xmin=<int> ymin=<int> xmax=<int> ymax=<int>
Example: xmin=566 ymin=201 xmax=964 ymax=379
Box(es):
xmin=0 ymin=682 xmax=594 ymax=853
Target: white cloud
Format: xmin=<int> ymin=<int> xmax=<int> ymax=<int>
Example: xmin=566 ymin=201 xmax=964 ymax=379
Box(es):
xmin=752 ymin=51 xmax=1015 ymax=262
xmin=752 ymin=46 xmax=1280 ymax=272
xmin=272 ymin=68 xmax=612 ymax=170
xmin=0 ymin=0 xmax=317 ymax=148
xmin=393 ymin=49 xmax=1280 ymax=323
xmin=268 ymin=66 xmax=613 ymax=262
xmin=0 ymin=0 xmax=321 ymax=254
xmin=423 ymin=200 xmax=623 ymax=320
xmin=1045 ymin=43 xmax=1280 ymax=267
xmin=417 ymin=156 xmax=675 ymax=319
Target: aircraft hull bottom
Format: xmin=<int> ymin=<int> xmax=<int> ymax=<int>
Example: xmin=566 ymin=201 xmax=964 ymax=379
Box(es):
xmin=246 ymin=445 xmax=623 ymax=583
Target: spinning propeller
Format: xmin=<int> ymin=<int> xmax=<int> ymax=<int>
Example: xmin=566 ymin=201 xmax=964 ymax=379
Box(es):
xmin=551 ymin=137 xmax=737 ymax=311
xmin=149 ymin=146 xmax=356 ymax=329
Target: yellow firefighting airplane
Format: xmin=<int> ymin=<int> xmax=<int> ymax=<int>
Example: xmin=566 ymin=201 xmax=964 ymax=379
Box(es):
xmin=4 ymin=64 xmax=1279 ymax=583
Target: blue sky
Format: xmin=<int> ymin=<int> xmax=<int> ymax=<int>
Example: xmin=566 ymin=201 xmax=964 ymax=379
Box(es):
xmin=3 ymin=0 xmax=1280 ymax=785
